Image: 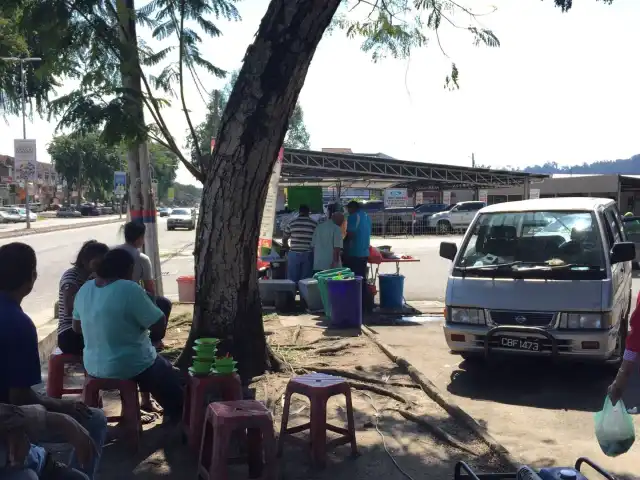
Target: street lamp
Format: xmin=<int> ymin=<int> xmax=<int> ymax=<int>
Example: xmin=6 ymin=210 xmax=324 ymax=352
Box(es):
xmin=0 ymin=57 xmax=42 ymax=229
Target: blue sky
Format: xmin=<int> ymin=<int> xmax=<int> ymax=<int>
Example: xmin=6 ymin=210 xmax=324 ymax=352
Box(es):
xmin=2 ymin=0 xmax=639 ymax=185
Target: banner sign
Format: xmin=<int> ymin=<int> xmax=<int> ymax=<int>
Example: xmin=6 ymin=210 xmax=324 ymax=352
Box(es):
xmin=479 ymin=189 xmax=488 ymax=203
xmin=384 ymin=188 xmax=408 ymax=207
xmin=443 ymin=191 xmax=451 ymax=205
xmin=257 ymin=147 xmax=284 ymax=267
xmin=167 ymin=187 xmax=175 ymax=201
xmin=13 ymin=139 xmax=37 ymax=181
xmin=113 ymin=171 xmax=127 ymax=196
xmin=415 ymin=191 xmax=423 ymax=205
xmin=530 ymin=188 xmax=540 ymax=200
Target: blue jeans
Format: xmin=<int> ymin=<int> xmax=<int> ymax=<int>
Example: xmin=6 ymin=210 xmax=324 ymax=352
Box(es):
xmin=24 ymin=407 xmax=107 ymax=479
xmin=287 ymin=251 xmax=313 ymax=285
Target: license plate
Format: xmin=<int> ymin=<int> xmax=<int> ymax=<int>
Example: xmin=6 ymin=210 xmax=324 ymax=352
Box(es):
xmin=499 ymin=336 xmax=540 ymax=352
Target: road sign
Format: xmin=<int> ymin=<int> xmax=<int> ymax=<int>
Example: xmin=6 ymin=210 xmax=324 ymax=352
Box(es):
xmin=113 ymin=171 xmax=127 ymax=196
xmin=384 ymin=188 xmax=408 ymax=207
xmin=13 ymin=139 xmax=37 ymax=181
xmin=167 ymin=187 xmax=175 ymax=201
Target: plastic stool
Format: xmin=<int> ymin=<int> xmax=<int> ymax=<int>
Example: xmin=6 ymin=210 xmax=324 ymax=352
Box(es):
xmin=197 ymin=400 xmax=277 ymax=480
xmin=182 ymin=372 xmax=243 ymax=451
xmin=82 ymin=376 xmax=141 ymax=450
xmin=46 ymin=348 xmax=84 ymax=399
xmin=277 ymin=373 xmax=357 ymax=468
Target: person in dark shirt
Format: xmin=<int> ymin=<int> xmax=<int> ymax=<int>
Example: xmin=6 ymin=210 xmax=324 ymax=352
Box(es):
xmin=0 ymin=243 xmax=106 ymax=479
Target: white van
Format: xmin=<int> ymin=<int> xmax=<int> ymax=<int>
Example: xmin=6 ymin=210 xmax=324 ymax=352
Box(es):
xmin=439 ymin=197 xmax=635 ymax=364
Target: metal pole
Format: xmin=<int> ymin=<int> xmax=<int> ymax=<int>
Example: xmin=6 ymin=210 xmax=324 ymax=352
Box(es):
xmin=21 ymin=60 xmax=31 ymax=230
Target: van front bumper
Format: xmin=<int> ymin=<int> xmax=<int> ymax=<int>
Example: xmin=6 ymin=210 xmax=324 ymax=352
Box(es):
xmin=444 ymin=323 xmax=617 ymax=361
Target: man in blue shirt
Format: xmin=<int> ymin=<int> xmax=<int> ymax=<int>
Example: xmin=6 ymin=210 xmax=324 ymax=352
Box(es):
xmin=0 ymin=242 xmax=107 ymax=479
xmin=344 ymin=201 xmax=373 ymax=312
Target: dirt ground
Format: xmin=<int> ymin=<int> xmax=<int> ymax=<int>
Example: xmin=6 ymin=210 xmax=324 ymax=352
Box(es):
xmin=90 ymin=305 xmax=513 ymax=480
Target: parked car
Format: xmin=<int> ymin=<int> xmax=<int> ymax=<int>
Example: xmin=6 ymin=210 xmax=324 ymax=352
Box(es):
xmin=158 ymin=207 xmax=172 ymax=217
xmin=0 ymin=208 xmax=22 ymax=223
xmin=4 ymin=207 xmax=37 ymax=222
xmin=414 ymin=203 xmax=450 ymax=223
xmin=56 ymin=207 xmax=82 ymax=218
xmin=427 ymin=201 xmax=486 ymax=234
xmin=79 ymin=204 xmax=101 ymax=216
xmin=167 ymin=208 xmax=196 ymax=230
xmin=439 ymin=197 xmax=634 ymax=365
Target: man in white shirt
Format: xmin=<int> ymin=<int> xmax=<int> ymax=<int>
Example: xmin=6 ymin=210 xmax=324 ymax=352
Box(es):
xmin=311 ymin=212 xmax=344 ymax=273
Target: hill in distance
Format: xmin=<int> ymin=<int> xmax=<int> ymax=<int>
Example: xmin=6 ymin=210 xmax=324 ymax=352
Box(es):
xmin=523 ymin=154 xmax=640 ymax=174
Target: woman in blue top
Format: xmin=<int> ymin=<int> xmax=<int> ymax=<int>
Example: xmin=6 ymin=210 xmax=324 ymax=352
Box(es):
xmin=71 ymin=249 xmax=183 ymax=421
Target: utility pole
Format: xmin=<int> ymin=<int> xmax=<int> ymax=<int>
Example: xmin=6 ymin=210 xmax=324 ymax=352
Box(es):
xmin=471 ymin=152 xmax=476 ymax=168
xmin=1 ymin=57 xmax=41 ymax=229
xmin=116 ymin=0 xmax=163 ymax=295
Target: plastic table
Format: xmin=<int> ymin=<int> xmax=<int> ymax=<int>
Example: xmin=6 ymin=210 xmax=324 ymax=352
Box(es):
xmin=368 ymin=255 xmax=420 ymax=284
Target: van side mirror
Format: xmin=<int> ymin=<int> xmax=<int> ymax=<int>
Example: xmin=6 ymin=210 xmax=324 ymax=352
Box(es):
xmin=440 ymin=242 xmax=458 ymax=261
xmin=611 ymin=242 xmax=635 ymax=264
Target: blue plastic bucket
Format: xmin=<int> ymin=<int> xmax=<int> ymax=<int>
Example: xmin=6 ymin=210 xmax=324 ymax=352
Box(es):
xmin=379 ymin=274 xmax=405 ymax=309
xmin=327 ymin=276 xmax=363 ymax=329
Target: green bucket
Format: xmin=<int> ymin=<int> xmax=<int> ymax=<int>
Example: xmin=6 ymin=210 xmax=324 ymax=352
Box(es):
xmin=313 ymin=268 xmax=353 ymax=318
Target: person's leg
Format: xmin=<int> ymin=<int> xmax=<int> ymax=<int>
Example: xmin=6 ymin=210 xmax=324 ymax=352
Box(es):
xmin=301 ymin=251 xmax=314 ymax=280
xmin=134 ymin=356 xmax=184 ymax=421
xmin=0 ymin=469 xmax=39 ymax=480
xmin=57 ymin=329 xmax=84 ymax=355
xmin=351 ymin=257 xmax=373 ymax=312
xmin=65 ymin=408 xmax=107 ymax=479
xmin=287 ymin=251 xmax=301 ymax=284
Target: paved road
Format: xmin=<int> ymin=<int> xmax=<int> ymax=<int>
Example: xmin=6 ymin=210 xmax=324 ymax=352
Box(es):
xmin=0 ymin=218 xmax=196 ymax=326
xmin=0 ymin=215 xmax=122 ymax=233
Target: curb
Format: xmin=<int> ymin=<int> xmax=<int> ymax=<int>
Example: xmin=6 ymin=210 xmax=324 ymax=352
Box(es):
xmin=361 ymin=325 xmax=518 ymax=468
xmin=0 ymin=217 xmax=123 ymax=240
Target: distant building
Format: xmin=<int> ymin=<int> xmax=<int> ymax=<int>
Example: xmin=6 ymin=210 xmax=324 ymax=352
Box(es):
xmin=0 ymin=154 xmax=61 ymax=206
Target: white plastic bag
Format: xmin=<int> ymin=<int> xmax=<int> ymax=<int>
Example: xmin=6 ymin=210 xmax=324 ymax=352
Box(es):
xmin=594 ymin=396 xmax=636 ymax=457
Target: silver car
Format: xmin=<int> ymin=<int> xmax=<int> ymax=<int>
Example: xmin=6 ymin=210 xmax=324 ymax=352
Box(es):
xmin=167 ymin=208 xmax=195 ymax=230
xmin=439 ymin=197 xmax=634 ymax=365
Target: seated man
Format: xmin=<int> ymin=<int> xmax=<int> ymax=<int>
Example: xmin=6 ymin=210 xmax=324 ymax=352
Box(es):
xmin=117 ymin=221 xmax=172 ymax=348
xmin=72 ymin=249 xmax=183 ymax=422
xmin=1 ymin=403 xmax=92 ymax=479
xmin=0 ymin=243 xmax=106 ymax=480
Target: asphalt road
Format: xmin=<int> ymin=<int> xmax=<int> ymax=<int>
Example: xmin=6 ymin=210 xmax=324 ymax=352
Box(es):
xmin=0 ymin=218 xmax=196 ymax=326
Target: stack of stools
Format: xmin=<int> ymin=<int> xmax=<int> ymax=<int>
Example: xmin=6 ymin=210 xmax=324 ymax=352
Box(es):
xmin=46 ymin=348 xmax=85 ymax=399
xmin=197 ymin=400 xmax=277 ymax=480
xmin=277 ymin=373 xmax=358 ymax=468
xmin=82 ymin=377 xmax=142 ymax=450
xmin=182 ymin=372 xmax=243 ymax=451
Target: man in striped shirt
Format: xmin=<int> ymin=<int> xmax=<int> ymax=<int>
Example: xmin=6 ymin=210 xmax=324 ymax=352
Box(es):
xmin=283 ymin=205 xmax=317 ymax=285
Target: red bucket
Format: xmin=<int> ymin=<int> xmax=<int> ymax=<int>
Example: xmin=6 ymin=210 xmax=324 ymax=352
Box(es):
xmin=176 ymin=275 xmax=195 ymax=303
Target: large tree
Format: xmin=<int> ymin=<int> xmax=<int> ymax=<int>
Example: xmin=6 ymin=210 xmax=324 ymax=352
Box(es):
xmin=187 ymin=71 xmax=311 ymax=164
xmin=0 ymin=0 xmax=610 ymax=379
xmin=47 ymin=133 xmax=122 ymax=203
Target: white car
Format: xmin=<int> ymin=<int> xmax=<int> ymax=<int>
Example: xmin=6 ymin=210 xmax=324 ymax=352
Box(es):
xmin=0 ymin=209 xmax=21 ymax=223
xmin=16 ymin=208 xmax=37 ymax=222
xmin=167 ymin=208 xmax=195 ymax=230
xmin=428 ymin=201 xmax=486 ymax=234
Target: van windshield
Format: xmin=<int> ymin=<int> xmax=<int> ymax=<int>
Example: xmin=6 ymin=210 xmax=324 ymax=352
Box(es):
xmin=454 ymin=210 xmax=606 ymax=278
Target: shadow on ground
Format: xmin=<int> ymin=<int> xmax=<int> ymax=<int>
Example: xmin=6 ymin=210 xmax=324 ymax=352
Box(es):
xmin=446 ymin=356 xmax=640 ymax=414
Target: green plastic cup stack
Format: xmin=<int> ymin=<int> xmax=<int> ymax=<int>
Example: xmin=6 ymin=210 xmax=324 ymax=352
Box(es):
xmin=190 ymin=338 xmax=219 ymax=376
xmin=313 ymin=268 xmax=354 ymax=319
xmin=213 ymin=355 xmax=238 ymax=375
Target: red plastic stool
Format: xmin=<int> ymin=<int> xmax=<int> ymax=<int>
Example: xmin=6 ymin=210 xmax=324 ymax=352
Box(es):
xmin=277 ymin=373 xmax=357 ymax=468
xmin=182 ymin=372 xmax=243 ymax=451
xmin=46 ymin=348 xmax=84 ymax=399
xmin=82 ymin=376 xmax=142 ymax=450
xmin=197 ymin=400 xmax=277 ymax=480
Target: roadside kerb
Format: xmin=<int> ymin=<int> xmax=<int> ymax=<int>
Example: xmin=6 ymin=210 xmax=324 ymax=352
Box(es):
xmin=0 ymin=217 xmax=123 ymax=240
xmin=361 ymin=325 xmax=518 ymax=469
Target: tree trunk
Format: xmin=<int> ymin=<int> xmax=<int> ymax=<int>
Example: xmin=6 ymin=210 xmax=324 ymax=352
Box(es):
xmin=179 ymin=0 xmax=342 ymax=381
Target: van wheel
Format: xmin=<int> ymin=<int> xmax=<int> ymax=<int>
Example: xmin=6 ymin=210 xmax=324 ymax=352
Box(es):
xmin=437 ymin=220 xmax=451 ymax=235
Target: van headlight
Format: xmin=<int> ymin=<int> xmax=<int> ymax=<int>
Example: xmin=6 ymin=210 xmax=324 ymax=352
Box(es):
xmin=449 ymin=307 xmax=486 ymax=325
xmin=558 ymin=312 xmax=609 ymax=329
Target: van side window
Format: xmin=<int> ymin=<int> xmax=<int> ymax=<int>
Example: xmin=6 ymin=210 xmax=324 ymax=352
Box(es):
xmin=610 ymin=206 xmax=627 ymax=241
xmin=600 ymin=212 xmax=615 ymax=249
xmin=604 ymin=208 xmax=622 ymax=244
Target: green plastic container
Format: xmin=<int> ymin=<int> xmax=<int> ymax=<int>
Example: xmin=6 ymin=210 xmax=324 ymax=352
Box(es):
xmin=313 ymin=268 xmax=353 ymax=318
